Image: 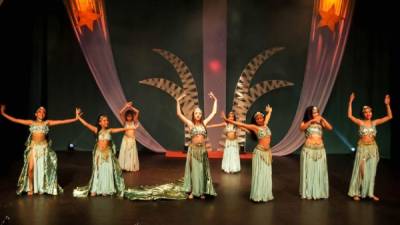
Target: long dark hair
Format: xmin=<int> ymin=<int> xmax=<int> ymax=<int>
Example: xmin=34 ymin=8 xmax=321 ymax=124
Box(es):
xmin=191 ymin=107 xmax=205 ymax=125
xmin=303 ymin=106 xmax=317 ymax=123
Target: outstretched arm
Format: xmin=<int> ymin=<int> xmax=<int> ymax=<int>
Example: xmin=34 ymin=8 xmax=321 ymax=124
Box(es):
xmin=77 ymin=114 xmax=97 ymax=133
xmin=47 ymin=108 xmax=80 ymax=126
xmin=223 ymin=116 xmax=257 ymax=133
xmin=206 ymin=122 xmax=226 ymax=128
xmin=374 ymin=94 xmax=393 ymax=125
xmin=176 ymin=93 xmax=193 ymax=127
xmin=0 ymin=105 xmax=33 ymax=126
xmin=204 ymin=92 xmax=217 ymax=125
xmin=110 ymin=127 xmax=134 ymax=134
xmin=348 ymin=93 xmax=362 ymax=125
xmin=264 ymin=105 xmax=272 ymax=126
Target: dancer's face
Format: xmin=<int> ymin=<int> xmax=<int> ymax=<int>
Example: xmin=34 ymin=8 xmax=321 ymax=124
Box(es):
xmin=125 ymin=114 xmax=133 ymax=121
xmin=35 ymin=107 xmax=46 ymax=121
xmin=363 ymin=108 xmax=373 ymax=120
xmin=255 ymin=114 xmax=264 ymax=126
xmin=98 ymin=116 xmax=109 ymax=128
xmin=193 ymin=108 xmax=202 ymax=121
xmin=228 ymin=112 xmax=235 ymax=120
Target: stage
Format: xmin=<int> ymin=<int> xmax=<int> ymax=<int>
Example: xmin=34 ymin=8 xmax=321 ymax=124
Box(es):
xmin=0 ymin=151 xmax=399 ymax=225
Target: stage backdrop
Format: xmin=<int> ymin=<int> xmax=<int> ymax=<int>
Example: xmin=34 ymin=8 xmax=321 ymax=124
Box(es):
xmin=29 ymin=0 xmax=391 ymax=157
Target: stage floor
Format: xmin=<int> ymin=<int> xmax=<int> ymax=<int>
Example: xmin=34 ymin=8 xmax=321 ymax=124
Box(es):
xmin=0 ymin=151 xmax=399 ymax=225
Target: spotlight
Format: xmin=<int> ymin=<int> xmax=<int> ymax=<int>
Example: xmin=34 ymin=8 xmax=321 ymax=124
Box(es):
xmin=351 ymin=147 xmax=356 ymax=152
xmin=68 ymin=143 xmax=75 ymax=151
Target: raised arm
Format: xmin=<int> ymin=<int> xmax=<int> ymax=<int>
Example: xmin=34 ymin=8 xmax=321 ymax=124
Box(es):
xmin=374 ymin=94 xmax=393 ymax=126
xmin=130 ymin=104 xmax=140 ymax=123
xmin=176 ymin=94 xmax=193 ymax=127
xmin=204 ymin=92 xmax=217 ymax=125
xmin=119 ymin=102 xmax=132 ymax=123
xmin=348 ymin=93 xmax=362 ymax=125
xmin=0 ymin=105 xmax=33 ymax=126
xmin=77 ymin=114 xmax=97 ymax=133
xmin=264 ymin=105 xmax=272 ymax=126
xmin=47 ymin=108 xmax=80 ymax=126
xmin=320 ymin=116 xmax=333 ymax=131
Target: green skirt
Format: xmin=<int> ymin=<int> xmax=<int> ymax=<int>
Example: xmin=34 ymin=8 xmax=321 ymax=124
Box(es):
xmin=250 ymin=145 xmax=273 ymax=202
xmin=299 ymin=143 xmax=329 ymax=199
xmin=348 ymin=141 xmax=379 ymax=198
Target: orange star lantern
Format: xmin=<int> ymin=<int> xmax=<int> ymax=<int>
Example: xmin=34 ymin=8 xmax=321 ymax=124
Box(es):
xmin=318 ymin=0 xmax=345 ymax=32
xmin=70 ymin=0 xmax=101 ymax=32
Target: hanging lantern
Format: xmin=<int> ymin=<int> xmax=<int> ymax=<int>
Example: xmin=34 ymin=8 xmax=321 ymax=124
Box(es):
xmin=318 ymin=0 xmax=345 ymax=32
xmin=65 ymin=0 xmax=103 ymax=33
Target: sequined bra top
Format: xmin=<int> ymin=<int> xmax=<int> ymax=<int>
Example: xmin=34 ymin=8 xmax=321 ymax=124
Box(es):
xmin=190 ymin=124 xmax=207 ymax=138
xmin=305 ymin=123 xmax=323 ymax=137
xmin=29 ymin=123 xmax=49 ymax=134
xmin=98 ymin=129 xmax=112 ymax=141
xmin=359 ymin=123 xmax=377 ymax=137
xmin=224 ymin=124 xmax=236 ymax=133
xmin=125 ymin=121 xmax=136 ymax=129
xmin=257 ymin=126 xmax=271 ymax=139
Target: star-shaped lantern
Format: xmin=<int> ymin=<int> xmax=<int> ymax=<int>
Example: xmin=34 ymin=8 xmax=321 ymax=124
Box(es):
xmin=318 ymin=5 xmax=343 ymax=32
xmin=77 ymin=10 xmax=100 ymax=32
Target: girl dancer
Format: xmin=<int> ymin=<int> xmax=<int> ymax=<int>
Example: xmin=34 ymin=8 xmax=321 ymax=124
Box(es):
xmin=223 ymin=105 xmax=273 ymax=202
xmin=347 ymin=93 xmax=392 ymax=201
xmin=299 ymin=106 xmax=332 ymax=200
xmin=0 ymin=105 xmax=79 ymax=195
xmin=207 ymin=111 xmax=241 ymax=173
xmin=73 ymin=113 xmax=130 ymax=197
xmin=118 ymin=102 xmax=140 ymax=172
xmin=177 ymin=92 xmax=218 ymax=199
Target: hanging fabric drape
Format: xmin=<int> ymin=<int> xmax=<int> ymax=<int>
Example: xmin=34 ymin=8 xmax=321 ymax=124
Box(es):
xmin=272 ymin=0 xmax=355 ymax=156
xmin=64 ymin=0 xmax=166 ymax=152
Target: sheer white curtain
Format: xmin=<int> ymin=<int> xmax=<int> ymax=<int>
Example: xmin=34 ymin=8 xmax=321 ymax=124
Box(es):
xmin=64 ymin=0 xmax=166 ymax=152
xmin=272 ymin=0 xmax=355 ymax=156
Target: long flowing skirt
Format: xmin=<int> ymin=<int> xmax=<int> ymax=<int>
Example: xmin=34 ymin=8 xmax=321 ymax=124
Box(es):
xmin=118 ymin=136 xmax=139 ymax=171
xmin=299 ymin=144 xmax=329 ymax=199
xmin=348 ymin=141 xmax=379 ymax=198
xmin=250 ymin=145 xmax=273 ymax=202
xmin=17 ymin=141 xmax=63 ymax=195
xmin=221 ymin=139 xmax=241 ymax=173
xmin=183 ymin=144 xmax=217 ymax=197
xmin=73 ymin=146 xmax=125 ymax=197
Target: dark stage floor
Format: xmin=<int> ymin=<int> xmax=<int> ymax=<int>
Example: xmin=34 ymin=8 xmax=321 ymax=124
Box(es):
xmin=0 ymin=151 xmax=399 ymax=225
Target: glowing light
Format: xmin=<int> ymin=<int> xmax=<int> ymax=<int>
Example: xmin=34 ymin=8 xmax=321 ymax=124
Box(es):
xmin=208 ymin=59 xmax=222 ymax=73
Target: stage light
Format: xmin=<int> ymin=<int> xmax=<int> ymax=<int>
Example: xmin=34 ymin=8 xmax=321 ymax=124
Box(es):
xmin=332 ymin=128 xmax=355 ymax=152
xmin=208 ymin=59 xmax=221 ymax=73
xmin=68 ymin=143 xmax=75 ymax=151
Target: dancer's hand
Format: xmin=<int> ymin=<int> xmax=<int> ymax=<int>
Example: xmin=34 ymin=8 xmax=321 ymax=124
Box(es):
xmin=220 ymin=111 xmax=227 ymax=120
xmin=208 ymin=92 xmax=216 ymax=101
xmin=349 ymin=93 xmax=355 ymax=102
xmin=0 ymin=105 xmax=5 ymax=115
xmin=384 ymin=95 xmax=390 ymax=105
xmin=177 ymin=93 xmax=186 ymax=102
xmin=265 ymin=104 xmax=272 ymax=113
xmin=75 ymin=108 xmax=82 ymax=119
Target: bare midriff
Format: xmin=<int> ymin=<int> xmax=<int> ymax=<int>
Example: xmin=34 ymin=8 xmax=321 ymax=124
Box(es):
xmin=257 ymin=136 xmax=271 ymax=150
xmin=124 ymin=129 xmax=135 ymax=138
xmin=305 ymin=135 xmax=323 ymax=146
xmin=191 ymin=135 xmax=205 ymax=145
xmin=226 ymin=132 xmax=236 ymax=140
xmin=31 ymin=133 xmax=47 ymax=143
xmin=359 ymin=135 xmax=375 ymax=144
xmin=97 ymin=140 xmax=111 ymax=151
